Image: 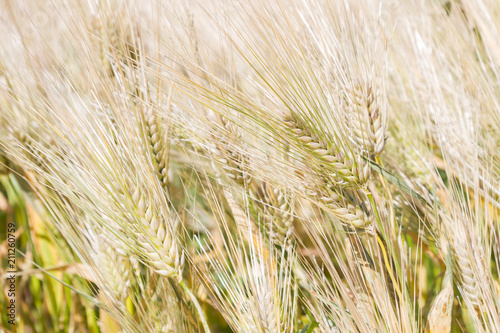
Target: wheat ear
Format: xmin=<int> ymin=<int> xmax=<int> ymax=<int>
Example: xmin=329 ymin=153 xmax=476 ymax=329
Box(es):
xmin=301 ymin=178 xmax=373 ymax=232
xmin=260 ymin=184 xmax=294 ymax=248
xmin=143 ymin=105 xmax=169 ymax=189
xmin=283 ymin=113 xmax=370 ymax=186
xmin=95 ymin=235 xmax=133 ymax=303
xmin=13 ymin=130 xmax=47 ymax=170
xmin=212 ymin=123 xmax=294 ymax=247
xmin=212 ymin=116 xmax=253 ymax=187
xmin=256 ymin=280 xmax=280 ymax=333
xmin=131 ymin=188 xmax=211 ymax=332
xmin=214 ymin=146 xmax=253 ymax=186
xmin=453 ymin=239 xmax=481 ymax=308
xmin=132 ymin=188 xmax=183 ymax=278
xmin=347 ymin=81 xmax=387 ymax=156
xmin=424 ymin=270 xmax=453 ymax=333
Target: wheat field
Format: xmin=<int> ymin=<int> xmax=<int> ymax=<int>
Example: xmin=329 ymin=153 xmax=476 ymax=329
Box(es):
xmin=1 ymin=0 xmax=500 ymax=332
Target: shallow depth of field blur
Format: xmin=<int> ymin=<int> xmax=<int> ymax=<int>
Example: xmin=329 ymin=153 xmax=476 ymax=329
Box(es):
xmin=1 ymin=0 xmax=500 ymax=332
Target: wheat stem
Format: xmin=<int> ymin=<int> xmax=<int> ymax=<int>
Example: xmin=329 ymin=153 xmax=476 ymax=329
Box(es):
xmin=179 ymin=279 xmax=212 ymax=333
xmin=375 ymin=235 xmax=403 ymax=302
xmin=367 ymin=191 xmax=413 ymax=314
xmin=374 ymin=156 xmax=396 ymax=232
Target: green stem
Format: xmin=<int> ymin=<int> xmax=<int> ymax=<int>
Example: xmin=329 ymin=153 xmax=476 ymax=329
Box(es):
xmin=306 ymin=321 xmax=319 ymax=333
xmin=374 ymin=156 xmax=396 ymax=232
xmin=367 ymin=191 xmax=414 ymax=315
xmin=179 ymin=279 xmax=211 ymax=333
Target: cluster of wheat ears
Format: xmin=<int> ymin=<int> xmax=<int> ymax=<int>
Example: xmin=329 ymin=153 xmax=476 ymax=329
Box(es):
xmin=1 ymin=0 xmax=500 ymax=332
